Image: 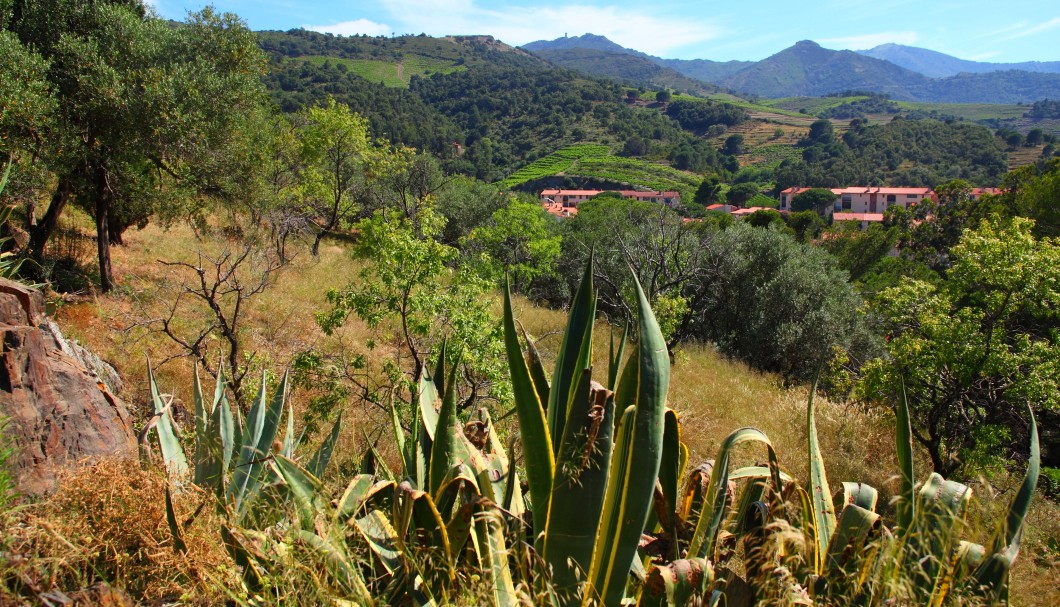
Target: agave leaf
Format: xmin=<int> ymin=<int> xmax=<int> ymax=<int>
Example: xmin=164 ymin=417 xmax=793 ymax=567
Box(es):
xmin=549 ymin=257 xmax=596 ymax=456
xmin=416 ymin=366 xmax=439 ymax=487
xmin=658 ymin=408 xmax=682 ymax=534
xmin=164 ymin=485 xmax=187 ymax=554
xmin=522 ymin=324 xmax=551 ymax=409
xmin=640 ymin=558 xmax=714 ymax=607
xmin=307 ymin=411 xmax=342 ymax=479
xmin=193 ymin=367 xmax=224 ymax=488
xmin=895 ymin=379 xmax=915 ymax=535
xmin=355 ymin=509 xmax=403 ymax=574
xmin=544 ymin=371 xmax=615 ymax=598
xmin=230 ymin=370 xmax=289 ymax=515
xmin=335 ymin=473 xmax=376 ymax=524
xmin=429 ymin=351 xmax=466 ymax=496
xmin=433 ymin=337 xmax=448 ymax=399
xmin=391 ymin=398 xmax=413 ymax=478
xmin=607 ymin=323 xmax=628 ymax=391
xmin=905 ymin=472 xmax=972 ymax=599
xmin=147 ymin=358 xmax=189 ymax=477
xmin=823 ymin=504 xmax=882 ymax=577
xmin=272 ymin=454 xmax=325 ymax=530
xmin=221 ymin=525 xmax=266 ymax=592
xmin=839 ymin=482 xmax=879 ymax=512
xmin=215 ymin=365 xmax=235 ymax=474
xmin=585 ymin=273 xmax=670 ymax=607
xmin=281 ymin=400 xmax=296 ymax=458
xmin=807 ymin=379 xmax=836 ymax=575
xmin=472 ymin=505 xmax=519 ymax=607
xmin=687 ymin=427 xmax=781 ymax=561
xmin=502 ymin=284 xmax=554 ymax=537
xmin=290 ymin=529 xmax=373 ymax=604
xmin=730 ymin=466 xmax=794 ymax=483
xmin=969 ymin=404 xmax=1040 ymax=600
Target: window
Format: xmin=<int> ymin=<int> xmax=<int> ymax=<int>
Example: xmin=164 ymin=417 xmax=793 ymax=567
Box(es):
xmin=886 ymin=194 xmax=897 ymax=203
xmin=907 ymin=194 xmax=918 ymax=199
xmin=842 ymin=195 xmax=852 ymax=210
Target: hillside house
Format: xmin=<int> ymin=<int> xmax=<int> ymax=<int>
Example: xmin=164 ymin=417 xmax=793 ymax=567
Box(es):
xmin=539 ymin=189 xmax=682 ymax=209
xmin=779 ymin=187 xmax=935 ymax=214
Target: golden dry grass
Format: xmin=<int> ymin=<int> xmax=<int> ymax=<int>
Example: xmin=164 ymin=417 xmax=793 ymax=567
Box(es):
xmin=28 ymin=210 xmax=1060 ymax=605
xmin=0 ymin=458 xmax=235 ymax=605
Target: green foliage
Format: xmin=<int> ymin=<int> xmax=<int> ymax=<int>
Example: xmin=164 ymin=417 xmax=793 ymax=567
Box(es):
xmin=775 ymin=118 xmax=1008 ymax=190
xmin=297 ymin=97 xmax=373 ymax=254
xmin=693 ymin=175 xmax=724 ymax=206
xmin=500 ymin=144 xmax=611 ymax=188
xmin=319 ymin=207 xmax=509 ymax=413
xmin=664 ymin=98 xmax=748 ymax=133
xmin=859 ymin=217 xmax=1060 ymax=476
xmin=791 ymin=187 xmax=836 ymax=214
xmin=5 ymin=2 xmax=269 ymax=290
xmin=679 ymin=223 xmax=872 ymax=381
xmin=463 ymin=200 xmax=562 ymax=293
xmin=819 ymin=222 xmax=899 ymax=282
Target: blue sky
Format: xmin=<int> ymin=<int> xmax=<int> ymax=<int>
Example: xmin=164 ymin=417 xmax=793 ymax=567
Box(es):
xmin=151 ymin=0 xmax=1059 ymax=63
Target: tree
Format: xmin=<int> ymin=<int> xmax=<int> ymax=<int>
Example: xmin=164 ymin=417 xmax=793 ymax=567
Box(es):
xmin=463 ymin=200 xmax=562 ymax=293
xmin=317 ymin=206 xmax=508 ymax=412
xmin=791 ymin=188 xmax=836 ymax=215
xmin=655 ymin=89 xmax=671 ymax=103
xmin=724 ymin=133 xmax=744 ymax=155
xmin=562 ymin=197 xmax=704 ymax=341
xmin=9 ymin=2 xmax=268 ymax=291
xmin=726 ymin=182 xmax=760 ymax=207
xmin=805 ymin=119 xmax=835 ymax=145
xmin=677 ymin=223 xmax=870 ymax=382
xmin=1026 ymin=128 xmax=1044 ymax=146
xmin=859 ymin=217 xmax=1060 ymax=476
xmin=786 ymin=209 xmax=825 ymax=243
xmin=298 ymin=98 xmax=372 ymax=255
xmin=693 ymin=176 xmax=724 ymax=206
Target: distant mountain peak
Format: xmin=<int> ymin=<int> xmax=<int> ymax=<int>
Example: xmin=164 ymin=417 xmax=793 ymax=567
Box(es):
xmin=857 ymin=43 xmax=1060 ymax=78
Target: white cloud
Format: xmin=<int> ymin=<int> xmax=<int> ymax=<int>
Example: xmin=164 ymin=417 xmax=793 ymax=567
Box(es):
xmin=818 ymin=31 xmax=919 ymax=50
xmin=996 ymin=17 xmax=1060 ymax=41
xmin=374 ymin=1 xmax=722 ymax=57
xmin=304 ymin=18 xmax=392 ymax=37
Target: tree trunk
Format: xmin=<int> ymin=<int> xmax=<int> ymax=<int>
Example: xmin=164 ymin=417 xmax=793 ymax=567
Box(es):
xmin=94 ymin=168 xmax=114 ymax=293
xmin=107 ymin=210 xmax=124 ymax=246
xmin=28 ymin=175 xmax=73 ymax=258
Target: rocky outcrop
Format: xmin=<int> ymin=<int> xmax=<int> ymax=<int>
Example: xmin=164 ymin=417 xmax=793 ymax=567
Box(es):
xmin=0 ymin=279 xmax=136 ymax=495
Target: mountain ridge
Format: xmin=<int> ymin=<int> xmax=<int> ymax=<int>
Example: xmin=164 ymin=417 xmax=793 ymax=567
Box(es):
xmin=857 ymin=43 xmax=1060 ymax=78
xmin=523 ymin=35 xmax=1060 ymax=103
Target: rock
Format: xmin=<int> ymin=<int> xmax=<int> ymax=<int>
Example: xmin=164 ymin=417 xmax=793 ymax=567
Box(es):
xmin=0 ymin=278 xmax=136 ymax=495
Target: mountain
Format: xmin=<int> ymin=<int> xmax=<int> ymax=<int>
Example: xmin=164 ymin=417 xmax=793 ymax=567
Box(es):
xmin=523 ymin=34 xmax=746 ymax=93
xmin=526 ymin=47 xmax=723 ymax=96
xmin=522 ymin=35 xmax=1060 ymax=103
xmin=719 ymin=41 xmax=1060 ymax=103
xmin=523 ymin=33 xmax=649 ymax=57
xmin=657 ymin=58 xmax=754 ymax=83
xmin=719 ymin=40 xmax=929 ymax=99
xmin=858 ymin=43 xmax=1060 ymax=78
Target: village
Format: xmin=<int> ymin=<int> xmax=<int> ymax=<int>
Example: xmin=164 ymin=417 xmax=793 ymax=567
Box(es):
xmin=539 ymin=185 xmax=1003 ymax=226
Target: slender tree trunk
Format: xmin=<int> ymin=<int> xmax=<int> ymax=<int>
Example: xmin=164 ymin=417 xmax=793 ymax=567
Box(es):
xmin=107 ymin=210 xmax=124 ymax=245
xmin=28 ymin=174 xmax=73 ymax=257
xmin=94 ymin=167 xmax=114 ymax=293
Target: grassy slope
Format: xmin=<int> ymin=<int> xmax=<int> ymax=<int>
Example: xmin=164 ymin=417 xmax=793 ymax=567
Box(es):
xmin=42 ymin=211 xmax=1060 ymax=605
xmin=299 ymin=55 xmax=466 ymax=88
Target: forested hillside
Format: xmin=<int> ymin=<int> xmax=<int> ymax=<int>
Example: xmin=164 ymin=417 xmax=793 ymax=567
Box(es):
xmin=774 ymin=118 xmax=1008 ymax=188
xmin=259 ymin=29 xmax=738 ymax=182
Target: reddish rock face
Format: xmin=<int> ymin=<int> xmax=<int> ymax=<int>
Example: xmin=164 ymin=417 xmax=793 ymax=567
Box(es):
xmin=0 ymin=279 xmax=136 ymax=495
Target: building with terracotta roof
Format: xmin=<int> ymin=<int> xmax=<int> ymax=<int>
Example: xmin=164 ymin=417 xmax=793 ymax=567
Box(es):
xmin=539 ymin=189 xmax=681 ymax=209
xmin=779 ymin=187 xmax=935 ymax=214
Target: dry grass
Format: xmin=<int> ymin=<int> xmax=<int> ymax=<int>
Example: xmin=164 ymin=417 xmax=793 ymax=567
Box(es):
xmin=29 ymin=211 xmax=1060 ymax=605
xmin=0 ymin=458 xmax=235 ymax=605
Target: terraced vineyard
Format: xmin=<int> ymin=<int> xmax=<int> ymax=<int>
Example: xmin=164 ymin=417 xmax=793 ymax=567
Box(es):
xmin=567 ymin=155 xmax=701 ymax=198
xmin=299 ymin=55 xmax=465 ymax=88
xmin=500 ymin=144 xmax=613 ymax=187
xmin=502 ymin=144 xmax=701 ymax=200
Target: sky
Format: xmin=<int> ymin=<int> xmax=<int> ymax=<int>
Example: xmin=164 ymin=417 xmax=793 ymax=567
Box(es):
xmin=151 ymin=0 xmax=1060 ymax=63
